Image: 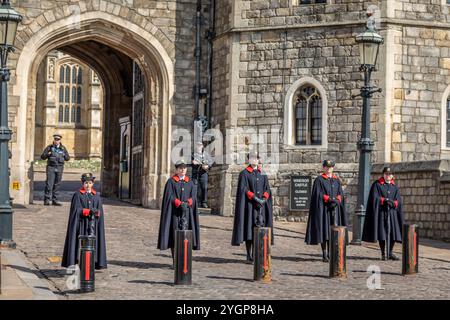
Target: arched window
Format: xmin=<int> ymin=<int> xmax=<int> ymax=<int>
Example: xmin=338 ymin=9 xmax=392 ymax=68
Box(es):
xmin=65 ymin=86 xmax=70 ymax=103
xmin=57 ymin=63 xmax=84 ymax=124
xmin=72 ymin=66 xmax=77 ymax=83
xmin=294 ymin=86 xmax=322 ymax=145
xmin=59 ymin=66 xmax=65 ymax=83
xmin=78 ymin=69 xmax=82 ymax=84
xmin=65 ymin=65 xmax=71 ymax=83
xmin=58 ymin=106 xmax=64 ymax=123
xmin=76 ymin=106 xmax=81 ymax=124
xmin=59 ymin=86 xmax=64 ymax=103
xmin=64 ymin=106 xmax=70 ymax=123
xmin=284 ymin=77 xmax=327 ymax=148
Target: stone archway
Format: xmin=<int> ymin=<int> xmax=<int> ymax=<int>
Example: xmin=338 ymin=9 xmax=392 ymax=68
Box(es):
xmin=10 ymin=10 xmax=174 ymax=208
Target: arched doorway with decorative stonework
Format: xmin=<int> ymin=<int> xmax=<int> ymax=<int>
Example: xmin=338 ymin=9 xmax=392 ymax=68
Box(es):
xmin=10 ymin=11 xmax=174 ymax=209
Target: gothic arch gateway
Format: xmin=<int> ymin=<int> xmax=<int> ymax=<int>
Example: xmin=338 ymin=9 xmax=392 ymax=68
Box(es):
xmin=10 ymin=10 xmax=174 ymax=208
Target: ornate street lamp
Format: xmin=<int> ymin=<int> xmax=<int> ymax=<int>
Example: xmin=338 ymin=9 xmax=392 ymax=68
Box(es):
xmin=0 ymin=0 xmax=22 ymax=247
xmin=351 ymin=14 xmax=383 ymax=245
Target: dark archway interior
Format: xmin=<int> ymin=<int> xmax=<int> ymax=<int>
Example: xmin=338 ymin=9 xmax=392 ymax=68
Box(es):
xmin=34 ymin=40 xmax=140 ymax=201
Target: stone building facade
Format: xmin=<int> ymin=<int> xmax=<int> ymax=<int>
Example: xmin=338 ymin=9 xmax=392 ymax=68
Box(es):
xmin=34 ymin=50 xmax=103 ymax=160
xmin=5 ymin=0 xmax=450 ymax=240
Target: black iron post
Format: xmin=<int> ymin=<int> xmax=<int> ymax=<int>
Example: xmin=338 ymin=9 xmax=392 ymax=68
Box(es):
xmin=0 ymin=0 xmax=22 ymax=248
xmin=351 ymin=15 xmax=383 ymax=244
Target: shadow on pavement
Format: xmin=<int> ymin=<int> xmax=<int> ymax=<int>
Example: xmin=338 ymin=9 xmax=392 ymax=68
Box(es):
xmin=193 ymin=256 xmax=246 ymax=265
xmin=7 ymin=264 xmax=67 ymax=279
xmin=280 ymin=272 xmax=329 ymax=279
xmin=128 ymin=280 xmax=173 ymax=286
xmin=271 ymin=255 xmax=321 ymax=263
xmin=108 ymin=260 xmax=172 ymax=270
xmin=206 ymin=275 xmax=253 ymax=282
xmin=352 ymin=270 xmax=402 ymax=276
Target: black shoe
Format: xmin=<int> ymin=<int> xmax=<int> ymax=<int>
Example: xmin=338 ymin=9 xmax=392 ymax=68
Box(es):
xmin=52 ymin=201 xmax=62 ymax=206
xmin=246 ymin=256 xmax=254 ymax=264
xmin=44 ymin=200 xmax=50 ymax=206
xmin=201 ymin=203 xmax=208 ymax=208
xmin=322 ymin=252 xmax=329 ymax=262
xmin=389 ymin=254 xmax=400 ymax=261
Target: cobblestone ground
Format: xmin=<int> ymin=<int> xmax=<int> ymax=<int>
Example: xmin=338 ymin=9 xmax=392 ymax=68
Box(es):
xmin=10 ymin=173 xmax=450 ymax=300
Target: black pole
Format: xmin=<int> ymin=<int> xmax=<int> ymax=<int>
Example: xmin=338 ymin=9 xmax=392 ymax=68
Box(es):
xmin=351 ymin=65 xmax=375 ymax=245
xmin=0 ymin=63 xmax=14 ymax=248
xmin=253 ymin=227 xmax=271 ymax=282
xmin=79 ymin=234 xmax=96 ymax=292
xmin=329 ymin=226 xmax=347 ymax=278
xmin=205 ymin=0 xmax=215 ymax=125
xmin=402 ymin=224 xmax=419 ymax=275
xmin=195 ymin=0 xmax=202 ymax=120
xmin=174 ymin=230 xmax=193 ymax=285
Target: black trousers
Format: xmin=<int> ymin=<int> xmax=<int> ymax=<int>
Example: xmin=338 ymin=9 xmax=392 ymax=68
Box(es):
xmin=193 ymin=172 xmax=208 ymax=204
xmin=44 ymin=165 xmax=64 ymax=202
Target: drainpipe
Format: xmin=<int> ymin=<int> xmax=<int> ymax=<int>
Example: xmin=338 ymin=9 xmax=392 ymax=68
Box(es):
xmin=205 ymin=0 xmax=216 ymax=130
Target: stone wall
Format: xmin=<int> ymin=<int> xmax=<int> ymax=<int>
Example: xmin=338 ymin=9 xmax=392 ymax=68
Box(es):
xmin=373 ymin=161 xmax=450 ymax=241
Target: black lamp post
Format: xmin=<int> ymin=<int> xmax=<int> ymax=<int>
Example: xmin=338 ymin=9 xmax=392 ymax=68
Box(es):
xmin=351 ymin=15 xmax=383 ymax=245
xmin=0 ymin=0 xmax=22 ymax=248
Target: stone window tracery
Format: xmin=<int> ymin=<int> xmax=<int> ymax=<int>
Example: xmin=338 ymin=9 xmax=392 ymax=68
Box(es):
xmin=57 ymin=63 xmax=83 ymax=124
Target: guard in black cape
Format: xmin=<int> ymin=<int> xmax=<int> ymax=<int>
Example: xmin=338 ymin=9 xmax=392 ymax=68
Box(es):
xmin=362 ymin=167 xmax=404 ymax=260
xmin=305 ymin=160 xmax=347 ymax=262
xmin=61 ymin=173 xmax=107 ymax=269
xmin=157 ymin=160 xmax=200 ymax=260
xmin=231 ymin=152 xmax=274 ymax=263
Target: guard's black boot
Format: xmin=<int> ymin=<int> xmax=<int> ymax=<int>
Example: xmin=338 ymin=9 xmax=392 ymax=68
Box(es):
xmin=379 ymin=241 xmax=387 ymax=260
xmin=44 ymin=200 xmax=50 ymax=206
xmin=245 ymin=241 xmax=253 ymax=263
xmin=322 ymin=250 xmax=329 ymax=262
xmin=321 ymin=242 xmax=329 ymax=262
xmin=389 ymin=253 xmax=400 ymax=261
xmin=170 ymin=248 xmax=175 ymax=269
xmin=52 ymin=201 xmax=62 ymax=206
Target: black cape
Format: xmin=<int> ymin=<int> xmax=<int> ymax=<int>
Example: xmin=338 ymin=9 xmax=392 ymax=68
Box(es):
xmin=61 ymin=188 xmax=107 ymax=269
xmin=305 ymin=174 xmax=347 ymax=245
xmin=362 ymin=178 xmax=404 ymax=242
xmin=157 ymin=175 xmax=200 ymax=250
xmin=232 ymin=166 xmax=274 ymax=246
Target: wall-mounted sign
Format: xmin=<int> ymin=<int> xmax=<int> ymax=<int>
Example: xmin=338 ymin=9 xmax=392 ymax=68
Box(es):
xmin=290 ymin=175 xmax=311 ymax=211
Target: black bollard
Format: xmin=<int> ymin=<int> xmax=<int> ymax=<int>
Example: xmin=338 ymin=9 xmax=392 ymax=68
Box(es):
xmin=402 ymin=224 xmax=419 ymax=275
xmin=174 ymin=230 xmax=192 ymax=285
xmin=79 ymin=235 xmax=96 ymax=292
xmin=329 ymin=226 xmax=347 ymax=278
xmin=253 ymin=227 xmax=272 ymax=282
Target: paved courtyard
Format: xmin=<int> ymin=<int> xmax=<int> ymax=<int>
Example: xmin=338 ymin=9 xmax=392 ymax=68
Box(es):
xmin=7 ymin=172 xmax=450 ymax=300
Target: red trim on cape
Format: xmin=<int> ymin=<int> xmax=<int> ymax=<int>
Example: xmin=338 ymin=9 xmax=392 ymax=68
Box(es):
xmin=172 ymin=175 xmax=190 ymax=182
xmin=245 ymin=165 xmax=261 ymax=173
xmin=79 ymin=187 xmax=97 ymax=195
xmin=321 ymin=173 xmax=338 ymax=180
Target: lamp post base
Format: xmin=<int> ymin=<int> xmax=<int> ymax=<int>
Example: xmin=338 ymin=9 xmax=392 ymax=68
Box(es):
xmin=351 ymin=206 xmax=366 ymax=245
xmin=0 ymin=240 xmax=16 ymax=249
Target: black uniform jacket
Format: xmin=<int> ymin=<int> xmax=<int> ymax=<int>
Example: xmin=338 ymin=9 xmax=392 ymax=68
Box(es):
xmin=232 ymin=165 xmax=274 ymax=246
xmin=62 ymin=188 xmax=107 ymax=269
xmin=305 ymin=173 xmax=347 ymax=245
xmin=362 ymin=177 xmax=404 ymax=242
xmin=157 ymin=175 xmax=200 ymax=250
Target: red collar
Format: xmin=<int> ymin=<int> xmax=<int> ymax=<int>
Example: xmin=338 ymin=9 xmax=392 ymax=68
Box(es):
xmin=79 ymin=187 xmax=97 ymax=195
xmin=172 ymin=175 xmax=190 ymax=182
xmin=321 ymin=173 xmax=337 ymax=180
xmin=378 ymin=177 xmax=395 ymax=185
xmin=246 ymin=165 xmax=261 ymax=173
